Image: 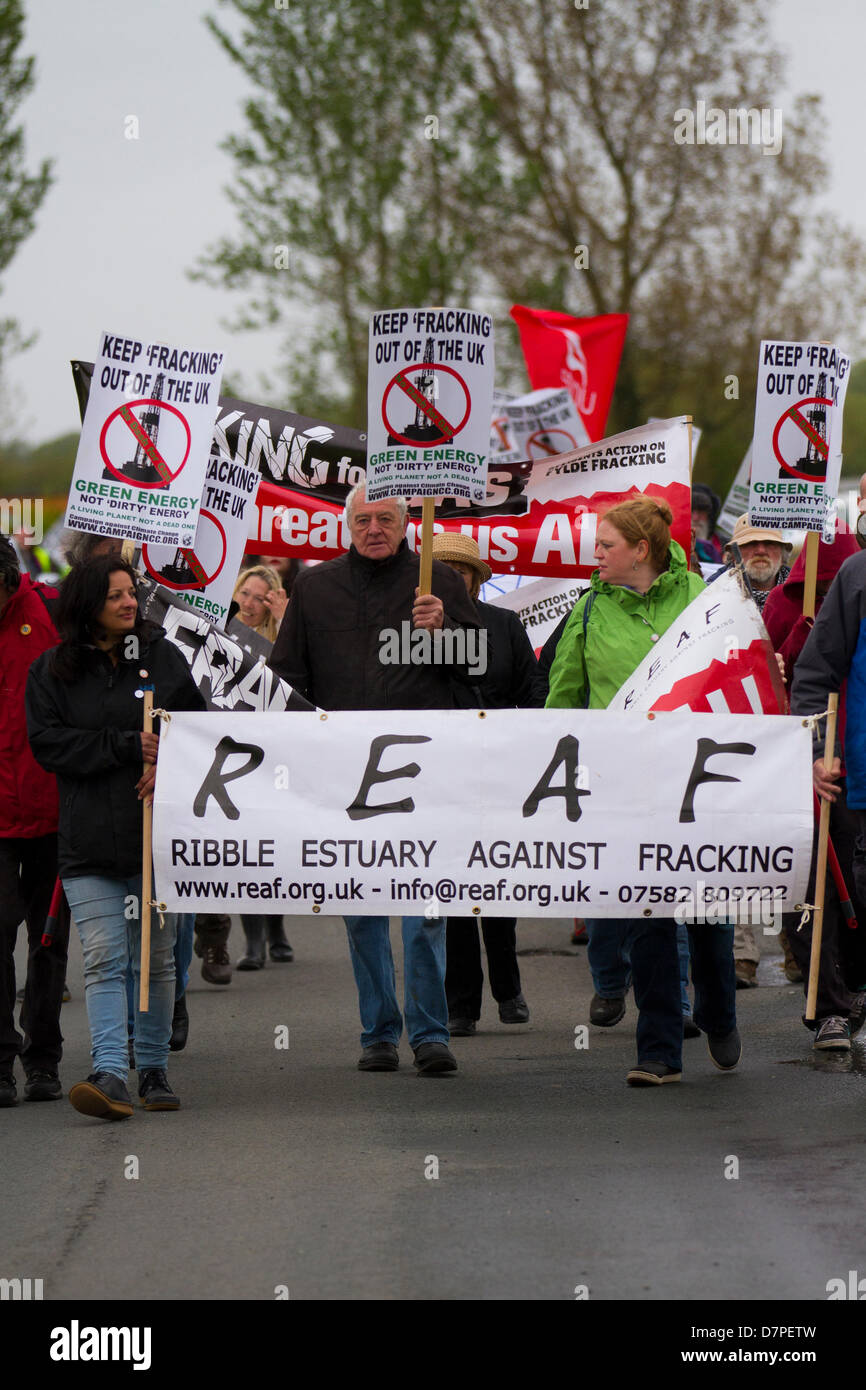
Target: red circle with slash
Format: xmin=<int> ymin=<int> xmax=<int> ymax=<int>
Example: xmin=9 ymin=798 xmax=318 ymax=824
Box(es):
xmin=141 ymin=510 xmax=227 ymax=590
xmin=382 ymin=363 xmax=471 ymax=447
xmin=772 ymin=396 xmax=833 ymax=483
xmin=100 ymin=398 xmax=191 ymax=488
xmin=526 ymin=427 xmax=579 ymax=459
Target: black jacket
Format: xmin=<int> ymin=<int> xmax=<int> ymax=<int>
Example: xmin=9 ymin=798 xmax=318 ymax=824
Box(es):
xmin=466 ymin=601 xmax=547 ymax=708
xmin=26 ymin=627 xmax=205 ymax=878
xmin=268 ymin=540 xmax=481 ymax=710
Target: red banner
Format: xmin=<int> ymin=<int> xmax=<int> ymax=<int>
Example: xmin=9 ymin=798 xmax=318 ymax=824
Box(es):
xmin=509 ymin=306 xmax=628 ymax=442
xmin=249 ymin=418 xmax=692 ymax=581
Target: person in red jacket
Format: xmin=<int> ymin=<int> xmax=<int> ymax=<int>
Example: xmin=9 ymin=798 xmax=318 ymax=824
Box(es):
xmin=0 ymin=535 xmax=67 ymax=1106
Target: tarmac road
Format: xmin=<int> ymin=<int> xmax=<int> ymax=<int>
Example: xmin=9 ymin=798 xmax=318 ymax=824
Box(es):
xmin=2 ymin=916 xmax=864 ymax=1302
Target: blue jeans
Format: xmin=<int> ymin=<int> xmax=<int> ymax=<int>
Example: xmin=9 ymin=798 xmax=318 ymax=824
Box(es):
xmin=344 ymin=915 xmax=449 ymax=1049
xmin=586 ymin=919 xmax=692 ymax=1014
xmin=124 ymin=912 xmax=194 ymax=1035
xmin=63 ymin=874 xmax=177 ymax=1078
xmin=630 ymin=918 xmax=736 ymax=1070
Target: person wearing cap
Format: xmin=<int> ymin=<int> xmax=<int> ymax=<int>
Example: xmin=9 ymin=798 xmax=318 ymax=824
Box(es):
xmin=430 ymin=532 xmax=545 ymax=1035
xmin=26 ymin=556 xmax=204 ymax=1120
xmin=269 ymin=484 xmax=480 ymax=1076
xmin=0 ymin=534 xmax=67 ymax=1108
xmin=724 ymin=515 xmax=792 ymax=612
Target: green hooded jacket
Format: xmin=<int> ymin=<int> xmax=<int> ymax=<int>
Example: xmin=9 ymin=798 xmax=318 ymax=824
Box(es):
xmin=545 ymin=540 xmax=705 ymax=710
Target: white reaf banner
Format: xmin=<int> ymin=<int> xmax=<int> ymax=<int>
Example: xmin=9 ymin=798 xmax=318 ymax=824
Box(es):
xmin=152 ymin=709 xmax=812 ymax=918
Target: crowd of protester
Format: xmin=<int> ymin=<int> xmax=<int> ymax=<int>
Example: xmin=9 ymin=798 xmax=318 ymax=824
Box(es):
xmin=3 ymin=475 xmax=865 ymax=1118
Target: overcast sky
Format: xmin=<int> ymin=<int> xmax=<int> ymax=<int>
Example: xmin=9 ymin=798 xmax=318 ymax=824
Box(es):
xmin=3 ymin=0 xmax=864 ymax=446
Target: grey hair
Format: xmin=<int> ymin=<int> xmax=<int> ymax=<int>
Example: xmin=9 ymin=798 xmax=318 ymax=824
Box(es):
xmin=345 ymin=482 xmax=408 ymax=527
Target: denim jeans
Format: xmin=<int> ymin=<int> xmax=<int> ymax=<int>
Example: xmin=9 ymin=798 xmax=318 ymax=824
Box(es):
xmin=63 ymin=874 xmax=176 ymax=1078
xmin=586 ymin=919 xmax=692 ymax=1014
xmin=630 ymin=917 xmax=736 ymax=1070
xmin=124 ymin=912 xmax=194 ymax=1035
xmin=344 ymin=915 xmax=448 ymax=1049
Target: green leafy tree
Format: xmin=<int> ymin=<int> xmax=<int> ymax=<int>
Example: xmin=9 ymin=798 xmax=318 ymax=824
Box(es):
xmin=0 ymin=0 xmax=52 ymax=375
xmin=196 ymin=0 xmax=501 ymax=426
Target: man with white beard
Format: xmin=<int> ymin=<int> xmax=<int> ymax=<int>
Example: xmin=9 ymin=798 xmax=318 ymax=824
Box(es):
xmin=724 ymin=515 xmax=792 ymax=613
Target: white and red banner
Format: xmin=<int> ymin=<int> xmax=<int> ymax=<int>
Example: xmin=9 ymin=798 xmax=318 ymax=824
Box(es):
xmin=510 ymin=306 xmax=628 ymax=442
xmin=607 ymin=571 xmax=787 ymax=714
xmin=152 ymin=707 xmax=812 ymax=917
xmin=249 ymin=416 xmax=693 ymax=581
xmin=488 ymin=573 xmax=588 ymax=654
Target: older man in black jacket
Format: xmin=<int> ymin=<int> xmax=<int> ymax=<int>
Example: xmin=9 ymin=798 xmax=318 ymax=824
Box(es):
xmin=269 ymin=486 xmax=480 ymax=1074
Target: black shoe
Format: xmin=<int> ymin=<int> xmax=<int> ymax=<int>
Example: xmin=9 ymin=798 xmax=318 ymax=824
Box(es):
xmin=627 ymin=1061 xmax=682 ymax=1086
xmin=499 ymin=993 xmax=529 ymax=1024
xmin=169 ymin=994 xmax=189 ymax=1052
xmin=69 ymin=1072 xmax=133 ymax=1120
xmin=237 ymin=951 xmax=266 ymax=971
xmin=413 ymin=1042 xmax=458 ymax=1075
xmin=448 ymin=1017 xmax=476 ymax=1037
xmin=707 ymin=1027 xmax=742 ymax=1071
xmin=847 ymin=991 xmax=866 ymax=1038
xmin=267 ymin=920 xmax=294 ymax=962
xmin=683 ymin=1013 xmax=702 ymax=1039
xmin=357 ymin=1042 xmax=399 ymax=1072
xmin=24 ymin=1070 xmax=62 ymax=1101
xmin=590 ymin=993 xmax=626 ymax=1027
xmin=0 ymin=1072 xmax=17 ymax=1107
xmin=138 ymin=1069 xmax=180 ymax=1110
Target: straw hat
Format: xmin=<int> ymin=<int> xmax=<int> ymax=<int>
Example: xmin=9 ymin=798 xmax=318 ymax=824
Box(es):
xmin=430 ymin=531 xmax=492 ymax=582
xmin=731 ymin=514 xmax=792 ymax=550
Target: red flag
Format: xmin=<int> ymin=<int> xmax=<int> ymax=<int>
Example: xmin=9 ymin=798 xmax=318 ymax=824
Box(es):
xmin=510 ymin=306 xmax=628 ymax=442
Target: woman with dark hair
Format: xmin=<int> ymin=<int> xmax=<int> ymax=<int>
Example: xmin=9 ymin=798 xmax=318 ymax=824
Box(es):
xmin=547 ymin=497 xmax=739 ymax=1087
xmin=26 ymin=557 xmax=204 ymax=1120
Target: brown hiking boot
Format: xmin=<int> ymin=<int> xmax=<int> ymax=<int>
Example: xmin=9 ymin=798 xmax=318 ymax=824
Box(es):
xmin=779 ymin=928 xmax=803 ymax=983
xmin=199 ymin=942 xmax=232 ymax=986
xmin=734 ymin=958 xmax=758 ymax=989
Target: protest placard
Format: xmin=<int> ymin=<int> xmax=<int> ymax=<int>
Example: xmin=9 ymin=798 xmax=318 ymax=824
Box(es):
xmin=140 ymin=446 xmax=259 ymax=626
xmin=65 ymin=332 xmax=223 ymax=548
xmin=488 ymin=387 xmax=591 ymax=464
xmin=366 ymin=307 xmax=495 ymax=502
xmin=488 ymin=574 xmax=588 ymax=653
xmin=152 ymin=708 xmax=811 ymax=917
xmin=750 ymin=340 xmax=851 ymax=532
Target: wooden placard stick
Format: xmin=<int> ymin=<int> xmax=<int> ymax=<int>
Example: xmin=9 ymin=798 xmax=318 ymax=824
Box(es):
xmin=139 ymin=686 xmax=155 ymax=1013
xmin=417 ymin=496 xmax=436 ymax=596
xmin=805 ymin=691 xmax=839 ymax=1021
xmin=802 ymin=531 xmax=820 ymax=619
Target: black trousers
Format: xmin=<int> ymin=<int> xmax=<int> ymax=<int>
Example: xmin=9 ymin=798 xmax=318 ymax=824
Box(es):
xmin=445 ymin=916 xmax=521 ymax=1019
xmin=0 ymin=834 xmax=67 ymax=1071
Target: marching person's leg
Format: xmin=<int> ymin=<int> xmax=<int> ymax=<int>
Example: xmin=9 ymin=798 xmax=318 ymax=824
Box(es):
xmin=237 ymin=913 xmax=267 ymax=971
xmin=627 ymin=917 xmax=683 ymax=1084
xmin=19 ymin=835 xmax=67 ymax=1100
xmin=131 ymin=887 xmax=179 ymax=1110
xmin=170 ymin=913 xmax=194 ymax=1052
xmin=266 ymin=916 xmax=294 ymax=963
xmin=0 ymin=838 xmax=27 ymax=1106
xmin=402 ymin=915 xmax=456 ymax=1074
xmin=585 ymin=918 xmax=632 ymax=1027
xmin=445 ymin=916 xmax=483 ymax=1033
xmin=688 ymin=921 xmax=739 ymax=1069
xmin=344 ymin=915 xmax=402 ymax=1069
xmin=62 ymin=875 xmax=134 ymax=1120
xmin=480 ymin=917 xmax=529 ymax=1023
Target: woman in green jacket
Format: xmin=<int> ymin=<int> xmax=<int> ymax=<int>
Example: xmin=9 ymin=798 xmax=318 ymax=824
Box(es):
xmin=547 ymin=496 xmax=739 ymax=1085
